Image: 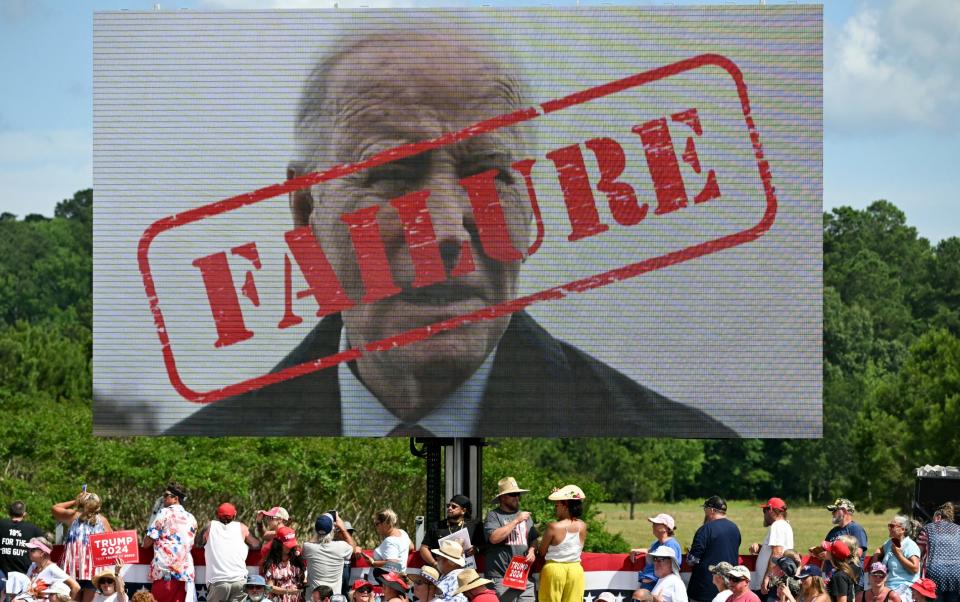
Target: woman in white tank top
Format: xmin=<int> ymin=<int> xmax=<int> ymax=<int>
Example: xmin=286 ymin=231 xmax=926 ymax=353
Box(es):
xmin=538 ymin=485 xmax=588 ymax=602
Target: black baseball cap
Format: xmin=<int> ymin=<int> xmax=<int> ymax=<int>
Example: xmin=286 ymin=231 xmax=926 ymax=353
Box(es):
xmin=703 ymin=495 xmax=727 ymax=512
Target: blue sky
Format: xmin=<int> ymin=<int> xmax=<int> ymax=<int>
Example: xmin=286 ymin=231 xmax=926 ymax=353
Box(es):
xmin=1 ymin=0 xmax=957 ymax=242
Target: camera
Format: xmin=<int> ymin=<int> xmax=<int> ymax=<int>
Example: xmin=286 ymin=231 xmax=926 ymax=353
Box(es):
xmin=769 ymin=576 xmax=801 ymax=598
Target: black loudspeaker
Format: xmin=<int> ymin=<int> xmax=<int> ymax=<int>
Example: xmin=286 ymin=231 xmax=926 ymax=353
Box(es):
xmin=914 ymin=466 xmax=960 ymax=522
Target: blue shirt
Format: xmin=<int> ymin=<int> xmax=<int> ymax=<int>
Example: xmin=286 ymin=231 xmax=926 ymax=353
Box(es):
xmin=687 ymin=517 xmax=741 ymax=601
xmin=825 ymin=522 xmax=869 ymax=588
xmin=825 ymin=522 xmax=868 ymax=553
xmin=641 ymin=538 xmax=683 ymax=587
xmin=882 ymin=537 xmax=920 ymax=590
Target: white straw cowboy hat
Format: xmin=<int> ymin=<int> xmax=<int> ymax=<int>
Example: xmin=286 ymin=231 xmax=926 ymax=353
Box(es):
xmin=548 ymin=485 xmax=586 ymax=501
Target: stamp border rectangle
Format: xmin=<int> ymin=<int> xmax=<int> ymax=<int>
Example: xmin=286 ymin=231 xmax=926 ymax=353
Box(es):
xmin=137 ymin=53 xmax=777 ymax=404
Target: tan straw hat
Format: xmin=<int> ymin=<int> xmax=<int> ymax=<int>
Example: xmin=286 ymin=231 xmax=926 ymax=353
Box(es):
xmin=454 ymin=569 xmax=493 ymax=595
xmin=92 ymin=569 xmax=120 ymax=591
xmin=431 ymin=540 xmax=466 ymax=567
xmin=492 ymin=477 xmax=529 ymax=501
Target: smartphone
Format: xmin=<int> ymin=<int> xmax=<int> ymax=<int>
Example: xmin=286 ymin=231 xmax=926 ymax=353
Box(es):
xmin=892 ymin=537 xmax=901 ymax=548
xmin=327 ymin=510 xmax=338 ymax=524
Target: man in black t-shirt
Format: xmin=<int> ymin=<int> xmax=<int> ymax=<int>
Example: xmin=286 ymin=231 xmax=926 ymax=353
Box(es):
xmin=0 ymin=501 xmax=44 ymax=576
xmin=420 ymin=495 xmax=484 ymax=571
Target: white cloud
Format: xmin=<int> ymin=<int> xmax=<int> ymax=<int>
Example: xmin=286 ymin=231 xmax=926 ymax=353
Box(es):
xmin=0 ymin=129 xmax=89 ymax=165
xmin=0 ymin=129 xmax=91 ymax=217
xmin=825 ymin=0 xmax=960 ymax=134
xmin=0 ymin=163 xmax=92 ymax=218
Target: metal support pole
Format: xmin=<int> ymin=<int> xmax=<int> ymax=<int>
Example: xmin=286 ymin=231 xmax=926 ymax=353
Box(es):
xmin=445 ymin=438 xmax=484 ymax=516
xmin=413 ymin=437 xmax=485 ymax=536
xmin=425 ymin=440 xmax=444 ymax=540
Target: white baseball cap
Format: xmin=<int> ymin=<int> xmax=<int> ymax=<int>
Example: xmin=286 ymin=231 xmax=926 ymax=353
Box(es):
xmin=647 ymin=514 xmax=676 ymax=531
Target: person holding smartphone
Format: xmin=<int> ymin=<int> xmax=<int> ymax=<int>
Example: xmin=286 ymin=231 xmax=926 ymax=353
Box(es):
xmin=52 ymin=489 xmax=113 ymax=602
xmin=877 ymin=516 xmax=920 ymax=602
xmin=302 ymin=513 xmax=356 ymax=600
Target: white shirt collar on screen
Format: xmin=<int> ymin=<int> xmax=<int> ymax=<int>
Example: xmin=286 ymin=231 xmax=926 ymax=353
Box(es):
xmin=337 ymin=325 xmax=495 ymax=437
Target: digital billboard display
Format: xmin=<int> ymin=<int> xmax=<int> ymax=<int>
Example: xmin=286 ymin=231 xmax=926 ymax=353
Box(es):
xmin=93 ymin=6 xmax=822 ymax=437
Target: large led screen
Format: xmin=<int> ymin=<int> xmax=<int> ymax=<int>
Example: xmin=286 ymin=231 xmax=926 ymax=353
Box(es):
xmin=93 ymin=6 xmax=822 ymax=437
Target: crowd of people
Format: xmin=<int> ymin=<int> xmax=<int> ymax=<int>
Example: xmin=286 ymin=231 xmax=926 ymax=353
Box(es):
xmin=0 ymin=483 xmax=957 ymax=602
xmin=621 ymin=496 xmax=960 ymax=602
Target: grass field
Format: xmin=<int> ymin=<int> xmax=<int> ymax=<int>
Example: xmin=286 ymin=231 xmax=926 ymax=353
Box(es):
xmin=597 ymin=500 xmax=897 ymax=554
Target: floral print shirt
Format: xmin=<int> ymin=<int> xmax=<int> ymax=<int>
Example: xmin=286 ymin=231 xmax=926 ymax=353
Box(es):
xmin=146 ymin=504 xmax=197 ymax=582
xmin=264 ymin=558 xmax=305 ymax=602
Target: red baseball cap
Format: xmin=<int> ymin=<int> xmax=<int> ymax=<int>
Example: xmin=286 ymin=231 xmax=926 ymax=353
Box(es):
xmin=761 ymin=497 xmax=787 ymax=510
xmin=821 ymin=539 xmax=850 ymax=561
xmin=380 ymin=572 xmax=410 ymax=593
xmin=352 ymin=580 xmax=374 ymax=592
xmin=217 ymin=503 xmax=237 ymax=519
xmin=276 ymin=526 xmax=298 ymax=549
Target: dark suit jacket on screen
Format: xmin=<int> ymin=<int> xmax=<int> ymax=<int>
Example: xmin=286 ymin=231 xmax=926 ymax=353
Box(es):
xmin=166 ymin=311 xmax=736 ymax=436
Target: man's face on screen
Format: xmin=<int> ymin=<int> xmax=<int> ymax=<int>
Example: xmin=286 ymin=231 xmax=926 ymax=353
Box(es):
xmin=307 ymin=36 xmax=531 ymax=386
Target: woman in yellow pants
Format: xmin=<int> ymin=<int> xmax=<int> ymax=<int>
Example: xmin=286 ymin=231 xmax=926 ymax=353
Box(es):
xmin=538 ymin=485 xmax=588 ymax=602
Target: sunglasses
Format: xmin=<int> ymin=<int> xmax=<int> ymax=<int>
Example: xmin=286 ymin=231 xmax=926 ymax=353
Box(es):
xmin=99 ymin=580 xmax=116 ymax=585
xmin=652 ymin=557 xmax=672 ymax=563
xmin=502 ymin=493 xmax=521 ymax=498
xmin=447 ymin=503 xmax=461 ymax=509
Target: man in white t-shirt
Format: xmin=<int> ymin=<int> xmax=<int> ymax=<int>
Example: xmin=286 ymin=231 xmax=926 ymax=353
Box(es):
xmin=200 ymin=503 xmax=261 ymax=602
xmin=302 ymin=513 xmax=356 ymax=599
xmin=748 ymin=498 xmax=794 ymax=600
xmin=650 ymin=547 xmax=688 ymax=602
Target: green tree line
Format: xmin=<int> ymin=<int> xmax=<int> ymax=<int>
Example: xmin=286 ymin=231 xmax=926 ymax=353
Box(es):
xmin=0 ymin=191 xmax=957 ymax=552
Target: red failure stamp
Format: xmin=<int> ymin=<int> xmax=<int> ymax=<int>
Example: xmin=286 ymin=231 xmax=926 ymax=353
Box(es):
xmin=138 ymin=53 xmax=776 ymax=404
